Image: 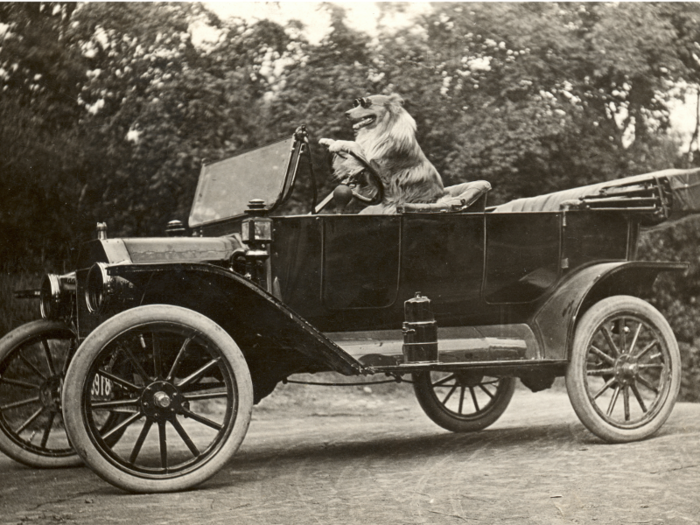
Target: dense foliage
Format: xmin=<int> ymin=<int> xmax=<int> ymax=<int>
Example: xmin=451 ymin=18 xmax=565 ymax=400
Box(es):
xmin=2 ymin=2 xmax=700 ymax=394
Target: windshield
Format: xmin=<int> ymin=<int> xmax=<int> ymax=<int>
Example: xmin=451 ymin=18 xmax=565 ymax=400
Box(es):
xmin=188 ymin=137 xmax=296 ymax=227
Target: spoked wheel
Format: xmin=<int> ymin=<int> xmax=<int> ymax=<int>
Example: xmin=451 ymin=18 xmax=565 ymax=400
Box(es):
xmin=566 ymin=295 xmax=681 ymax=443
xmin=62 ymin=305 xmax=253 ymax=493
xmin=412 ymin=371 xmax=516 ymax=432
xmin=0 ymin=320 xmax=81 ymax=467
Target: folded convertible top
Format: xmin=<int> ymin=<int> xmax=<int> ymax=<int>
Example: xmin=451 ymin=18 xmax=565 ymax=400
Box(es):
xmin=493 ymin=168 xmax=700 ymax=227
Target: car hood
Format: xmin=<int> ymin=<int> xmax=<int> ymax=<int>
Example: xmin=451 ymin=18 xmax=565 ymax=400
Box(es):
xmin=78 ymin=236 xmax=242 ymax=267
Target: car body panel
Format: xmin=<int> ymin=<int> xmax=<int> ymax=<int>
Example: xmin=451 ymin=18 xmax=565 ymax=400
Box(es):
xmin=77 ymin=237 xmax=242 ymax=267
xmin=530 ymin=260 xmax=688 ymax=362
xmin=72 ymin=205 xmax=685 ymax=402
xmin=63 ymin=130 xmax=698 ymax=402
xmin=269 ymin=209 xmax=632 ymax=331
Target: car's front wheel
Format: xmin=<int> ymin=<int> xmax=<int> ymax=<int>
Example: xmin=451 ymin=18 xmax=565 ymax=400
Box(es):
xmin=62 ymin=305 xmax=253 ymax=493
xmin=566 ymin=295 xmax=680 ymax=443
xmin=0 ymin=320 xmax=81 ymax=468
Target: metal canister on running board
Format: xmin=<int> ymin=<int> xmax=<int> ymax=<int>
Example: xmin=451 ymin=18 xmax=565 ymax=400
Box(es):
xmin=402 ymin=292 xmax=438 ymax=363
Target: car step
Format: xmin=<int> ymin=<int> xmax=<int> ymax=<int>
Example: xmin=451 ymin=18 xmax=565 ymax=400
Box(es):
xmin=325 ymin=324 xmax=539 ymax=368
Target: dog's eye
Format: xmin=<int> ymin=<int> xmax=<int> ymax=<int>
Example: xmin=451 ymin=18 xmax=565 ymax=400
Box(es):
xmin=353 ymin=98 xmax=372 ymax=109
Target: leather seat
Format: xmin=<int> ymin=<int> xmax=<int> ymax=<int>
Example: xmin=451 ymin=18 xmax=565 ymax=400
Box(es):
xmin=398 ymin=180 xmax=491 ymax=213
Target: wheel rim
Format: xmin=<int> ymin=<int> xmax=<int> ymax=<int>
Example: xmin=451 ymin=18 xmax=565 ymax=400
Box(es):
xmin=0 ymin=329 xmax=75 ymax=458
xmin=583 ymin=313 xmax=672 ymax=429
xmin=425 ymin=372 xmax=507 ymax=421
xmin=81 ymin=322 xmax=238 ymax=479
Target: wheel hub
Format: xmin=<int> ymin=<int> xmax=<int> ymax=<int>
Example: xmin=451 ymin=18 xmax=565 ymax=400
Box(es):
xmin=454 ymin=371 xmax=484 ymax=388
xmin=39 ymin=376 xmax=63 ymax=413
xmin=153 ymin=391 xmax=172 ymax=408
xmin=613 ymin=354 xmax=639 ymax=385
xmin=141 ymin=381 xmax=183 ymax=421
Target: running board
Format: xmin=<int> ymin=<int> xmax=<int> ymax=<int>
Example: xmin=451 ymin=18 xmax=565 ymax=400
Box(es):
xmin=325 ymin=324 xmax=540 ymax=368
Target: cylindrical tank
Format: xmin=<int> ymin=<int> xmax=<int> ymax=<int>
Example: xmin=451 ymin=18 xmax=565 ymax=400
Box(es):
xmin=402 ymin=292 xmax=438 ymax=363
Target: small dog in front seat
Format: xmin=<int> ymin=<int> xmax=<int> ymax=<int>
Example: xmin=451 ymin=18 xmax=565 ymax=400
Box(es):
xmin=320 ymin=94 xmax=445 ymax=213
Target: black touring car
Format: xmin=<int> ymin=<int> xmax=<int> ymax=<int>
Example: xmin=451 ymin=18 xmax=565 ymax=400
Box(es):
xmin=1 ymin=127 xmax=699 ymax=492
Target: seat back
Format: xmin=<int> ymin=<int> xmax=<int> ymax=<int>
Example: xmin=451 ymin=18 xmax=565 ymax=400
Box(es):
xmin=398 ymin=180 xmax=491 ymax=213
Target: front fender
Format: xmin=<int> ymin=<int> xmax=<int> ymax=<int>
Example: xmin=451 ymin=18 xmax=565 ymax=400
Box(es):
xmin=110 ymin=263 xmax=364 ymax=402
xmin=530 ymin=261 xmax=687 ymax=361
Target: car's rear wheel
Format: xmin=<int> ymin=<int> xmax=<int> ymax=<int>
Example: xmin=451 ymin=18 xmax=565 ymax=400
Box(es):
xmin=412 ymin=371 xmax=515 ymax=432
xmin=62 ymin=305 xmax=253 ymax=493
xmin=0 ymin=320 xmax=81 ymax=468
xmin=566 ymin=295 xmax=680 ymax=443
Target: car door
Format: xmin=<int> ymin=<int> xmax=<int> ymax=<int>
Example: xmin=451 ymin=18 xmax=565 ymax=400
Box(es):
xmin=322 ymin=215 xmax=401 ymax=310
xmin=400 ymin=213 xmax=485 ymax=323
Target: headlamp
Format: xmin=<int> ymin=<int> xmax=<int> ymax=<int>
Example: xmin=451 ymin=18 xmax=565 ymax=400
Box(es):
xmin=85 ymin=262 xmax=112 ymax=314
xmin=40 ymin=272 xmax=75 ymax=320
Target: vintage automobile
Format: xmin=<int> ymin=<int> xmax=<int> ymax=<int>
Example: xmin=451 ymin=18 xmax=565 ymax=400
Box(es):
xmin=1 ymin=126 xmax=699 ymax=493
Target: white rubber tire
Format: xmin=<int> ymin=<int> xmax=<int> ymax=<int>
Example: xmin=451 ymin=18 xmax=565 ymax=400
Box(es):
xmin=413 ymin=372 xmax=515 ymax=432
xmin=62 ymin=305 xmax=253 ymax=492
xmin=566 ymin=295 xmax=680 ymax=443
xmin=0 ymin=320 xmax=82 ymax=468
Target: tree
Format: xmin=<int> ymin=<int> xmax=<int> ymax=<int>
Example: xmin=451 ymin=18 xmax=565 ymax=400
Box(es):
xmin=0 ymin=2 xmax=87 ymax=270
xmin=371 ymin=3 xmax=693 ymax=202
xmin=0 ymin=2 xmax=306 ymax=264
xmin=71 ymin=3 xmax=293 ymax=236
xmin=261 ymin=4 xmax=383 ymax=212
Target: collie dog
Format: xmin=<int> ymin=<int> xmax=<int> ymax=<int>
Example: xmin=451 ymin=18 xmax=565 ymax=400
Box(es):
xmin=320 ymin=94 xmax=444 ymax=213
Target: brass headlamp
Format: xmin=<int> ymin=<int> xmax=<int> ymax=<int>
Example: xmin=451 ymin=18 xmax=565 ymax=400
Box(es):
xmin=40 ymin=272 xmax=76 ymax=320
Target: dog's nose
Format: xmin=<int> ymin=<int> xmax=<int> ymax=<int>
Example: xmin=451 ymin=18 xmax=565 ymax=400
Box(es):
xmin=344 ymin=110 xmax=352 ymax=119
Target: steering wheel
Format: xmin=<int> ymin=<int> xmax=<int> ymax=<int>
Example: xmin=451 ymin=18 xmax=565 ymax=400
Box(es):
xmin=337 ymin=150 xmax=384 ymax=205
xmin=314 ymin=148 xmax=384 ymax=213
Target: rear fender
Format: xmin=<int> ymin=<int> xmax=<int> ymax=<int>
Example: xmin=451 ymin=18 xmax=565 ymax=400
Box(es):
xmin=530 ymin=261 xmax=687 ymax=361
xmin=110 ymin=263 xmax=364 ymax=402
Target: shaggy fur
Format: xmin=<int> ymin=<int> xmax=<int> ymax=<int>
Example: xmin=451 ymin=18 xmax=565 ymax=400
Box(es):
xmin=320 ymin=94 xmax=444 ymax=213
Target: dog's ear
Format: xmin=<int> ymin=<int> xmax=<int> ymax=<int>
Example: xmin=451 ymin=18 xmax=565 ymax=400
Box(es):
xmin=388 ymin=93 xmax=405 ymax=106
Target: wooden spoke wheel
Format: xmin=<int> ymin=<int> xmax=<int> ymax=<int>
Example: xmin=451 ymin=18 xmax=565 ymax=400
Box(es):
xmin=566 ymin=295 xmax=681 ymax=443
xmin=62 ymin=305 xmax=253 ymax=493
xmin=0 ymin=320 xmax=82 ymax=468
xmin=413 ymin=371 xmax=516 ymax=432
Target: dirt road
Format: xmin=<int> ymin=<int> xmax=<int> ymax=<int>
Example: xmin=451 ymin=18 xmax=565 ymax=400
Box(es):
xmin=1 ymin=381 xmax=699 ymax=525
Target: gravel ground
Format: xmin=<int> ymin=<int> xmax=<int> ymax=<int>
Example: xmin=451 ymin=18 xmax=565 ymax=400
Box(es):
xmin=1 ymin=378 xmax=699 ymax=525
